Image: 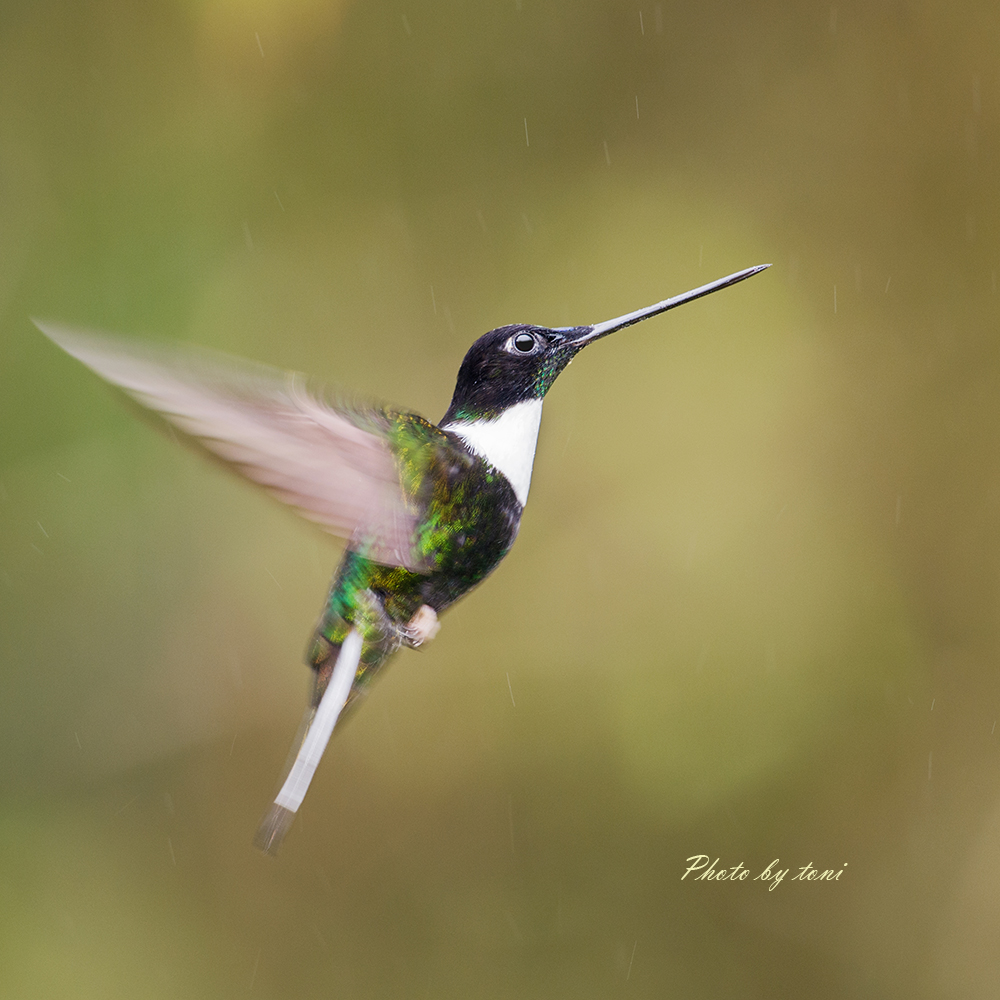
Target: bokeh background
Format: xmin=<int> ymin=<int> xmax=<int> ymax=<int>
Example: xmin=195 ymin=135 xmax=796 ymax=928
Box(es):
xmin=2 ymin=0 xmax=999 ymax=996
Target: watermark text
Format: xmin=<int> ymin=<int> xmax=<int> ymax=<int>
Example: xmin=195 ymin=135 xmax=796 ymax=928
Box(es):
xmin=681 ymin=855 xmax=848 ymax=890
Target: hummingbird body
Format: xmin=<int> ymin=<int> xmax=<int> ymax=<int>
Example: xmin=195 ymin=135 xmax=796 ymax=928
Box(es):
xmin=307 ymin=414 xmax=525 ymax=714
xmin=306 ymin=344 xmax=559 ymax=717
xmin=37 ymin=262 xmax=768 ymax=854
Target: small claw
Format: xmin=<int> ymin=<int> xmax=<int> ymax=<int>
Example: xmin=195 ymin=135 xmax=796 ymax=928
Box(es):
xmin=402 ymin=604 xmax=440 ymax=647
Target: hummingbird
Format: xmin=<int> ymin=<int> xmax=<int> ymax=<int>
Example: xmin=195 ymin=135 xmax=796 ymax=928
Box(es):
xmin=37 ymin=262 xmax=768 ymax=853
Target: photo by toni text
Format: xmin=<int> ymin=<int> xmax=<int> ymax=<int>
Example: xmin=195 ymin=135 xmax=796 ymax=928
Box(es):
xmin=682 ymin=856 xmax=848 ymax=890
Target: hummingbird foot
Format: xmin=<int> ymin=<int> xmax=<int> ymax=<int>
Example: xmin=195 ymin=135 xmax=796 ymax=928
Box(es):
xmin=401 ymin=604 xmax=440 ymax=647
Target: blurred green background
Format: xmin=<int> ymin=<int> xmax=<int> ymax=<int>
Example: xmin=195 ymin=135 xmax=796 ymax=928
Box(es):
xmin=2 ymin=0 xmax=999 ymax=996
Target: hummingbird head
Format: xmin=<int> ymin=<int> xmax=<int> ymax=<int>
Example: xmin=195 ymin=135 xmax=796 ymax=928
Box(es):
xmin=440 ymin=323 xmax=588 ymax=424
xmin=440 ymin=263 xmax=770 ymax=425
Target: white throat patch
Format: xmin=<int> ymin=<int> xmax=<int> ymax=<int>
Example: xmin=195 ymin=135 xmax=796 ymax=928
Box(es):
xmin=443 ymin=399 xmax=543 ymax=507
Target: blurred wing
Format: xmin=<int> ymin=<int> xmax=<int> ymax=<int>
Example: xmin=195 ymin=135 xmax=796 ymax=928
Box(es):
xmin=36 ymin=321 xmax=423 ymax=570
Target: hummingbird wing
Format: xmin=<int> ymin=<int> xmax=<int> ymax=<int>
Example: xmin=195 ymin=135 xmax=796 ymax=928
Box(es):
xmin=36 ymin=321 xmax=424 ymax=570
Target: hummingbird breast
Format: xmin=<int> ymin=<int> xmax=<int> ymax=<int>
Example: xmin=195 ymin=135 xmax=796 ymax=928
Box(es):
xmin=416 ymin=435 xmax=524 ymax=607
xmin=441 ymin=398 xmax=543 ymax=507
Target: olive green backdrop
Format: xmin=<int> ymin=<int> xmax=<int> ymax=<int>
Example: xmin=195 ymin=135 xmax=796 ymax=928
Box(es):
xmin=2 ymin=1 xmax=998 ymax=997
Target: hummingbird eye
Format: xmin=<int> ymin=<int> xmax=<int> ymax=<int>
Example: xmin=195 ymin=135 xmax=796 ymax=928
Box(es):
xmin=510 ymin=332 xmax=537 ymax=354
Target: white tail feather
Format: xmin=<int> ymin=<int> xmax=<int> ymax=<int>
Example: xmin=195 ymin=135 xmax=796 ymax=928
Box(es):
xmin=275 ymin=628 xmax=361 ymax=812
xmin=254 ymin=629 xmax=362 ymax=854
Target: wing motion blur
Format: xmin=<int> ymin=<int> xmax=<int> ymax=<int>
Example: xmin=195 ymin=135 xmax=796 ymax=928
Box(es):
xmin=36 ymin=321 xmax=422 ymax=570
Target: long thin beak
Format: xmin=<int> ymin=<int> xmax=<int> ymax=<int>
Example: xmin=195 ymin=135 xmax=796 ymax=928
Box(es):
xmin=567 ymin=263 xmax=770 ymax=347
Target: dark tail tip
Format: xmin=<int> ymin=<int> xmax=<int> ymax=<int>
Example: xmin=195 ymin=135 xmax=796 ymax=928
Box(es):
xmin=253 ymin=803 xmax=297 ymax=856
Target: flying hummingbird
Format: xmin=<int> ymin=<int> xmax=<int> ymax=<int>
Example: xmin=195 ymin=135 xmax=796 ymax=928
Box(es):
xmin=37 ymin=262 xmax=768 ymax=853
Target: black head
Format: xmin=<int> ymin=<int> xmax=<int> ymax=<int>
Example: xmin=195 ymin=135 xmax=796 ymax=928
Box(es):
xmin=441 ymin=264 xmax=770 ymax=425
xmin=441 ymin=323 xmax=588 ymax=423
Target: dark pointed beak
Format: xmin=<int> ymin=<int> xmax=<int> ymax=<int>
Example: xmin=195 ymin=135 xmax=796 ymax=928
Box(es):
xmin=564 ymin=263 xmax=770 ymax=348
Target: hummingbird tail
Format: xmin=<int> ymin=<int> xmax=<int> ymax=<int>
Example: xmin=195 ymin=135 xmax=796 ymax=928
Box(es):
xmin=253 ymin=628 xmax=363 ymax=855
xmin=253 ymin=803 xmax=297 ymax=855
